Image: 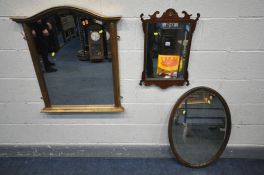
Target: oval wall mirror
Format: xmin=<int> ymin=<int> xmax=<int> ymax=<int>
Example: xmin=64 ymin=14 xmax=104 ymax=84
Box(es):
xmin=168 ymin=87 xmax=231 ymax=168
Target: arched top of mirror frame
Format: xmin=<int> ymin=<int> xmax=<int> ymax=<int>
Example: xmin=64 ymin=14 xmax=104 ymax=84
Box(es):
xmin=11 ymin=6 xmax=124 ymax=113
xmin=168 ymin=86 xmax=231 ymax=168
xmin=11 ymin=5 xmax=121 ymax=23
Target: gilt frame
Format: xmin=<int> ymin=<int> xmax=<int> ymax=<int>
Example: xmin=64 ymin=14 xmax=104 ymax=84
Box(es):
xmin=11 ymin=6 xmax=124 ymax=113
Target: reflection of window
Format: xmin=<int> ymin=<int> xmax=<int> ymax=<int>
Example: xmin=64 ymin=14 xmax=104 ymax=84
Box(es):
xmin=12 ymin=6 xmax=123 ymax=113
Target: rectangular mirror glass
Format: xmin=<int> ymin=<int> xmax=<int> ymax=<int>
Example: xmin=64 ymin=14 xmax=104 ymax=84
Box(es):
xmin=32 ymin=13 xmax=114 ymax=105
xmin=146 ymin=22 xmax=191 ymax=80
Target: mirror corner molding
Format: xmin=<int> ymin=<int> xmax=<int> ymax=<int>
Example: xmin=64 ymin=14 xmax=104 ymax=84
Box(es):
xmin=11 ymin=5 xmax=123 ymax=113
xmin=168 ymin=86 xmax=231 ymax=168
xmin=139 ymin=9 xmax=200 ymax=89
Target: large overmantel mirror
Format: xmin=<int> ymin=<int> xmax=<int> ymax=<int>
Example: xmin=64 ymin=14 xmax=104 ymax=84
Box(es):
xmin=11 ymin=6 xmax=124 ymax=113
xmin=140 ymin=9 xmax=200 ymax=89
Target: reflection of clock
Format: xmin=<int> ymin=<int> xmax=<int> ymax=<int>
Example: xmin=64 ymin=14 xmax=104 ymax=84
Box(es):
xmin=88 ymin=29 xmax=104 ymax=62
xmin=91 ymin=31 xmax=100 ymax=41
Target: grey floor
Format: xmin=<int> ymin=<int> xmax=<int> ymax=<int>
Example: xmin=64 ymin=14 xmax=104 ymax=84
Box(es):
xmin=44 ymin=37 xmax=114 ymax=105
xmin=0 ymin=157 xmax=263 ymax=175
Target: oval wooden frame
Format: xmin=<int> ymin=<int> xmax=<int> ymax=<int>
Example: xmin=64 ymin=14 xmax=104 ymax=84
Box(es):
xmin=168 ymin=86 xmax=231 ymax=168
xmin=11 ymin=6 xmax=124 ymax=113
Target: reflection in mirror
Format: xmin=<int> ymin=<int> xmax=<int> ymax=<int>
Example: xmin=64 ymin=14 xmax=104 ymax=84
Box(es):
xmin=29 ymin=12 xmax=114 ymax=105
xmin=146 ymin=23 xmax=190 ymax=79
xmin=169 ymin=87 xmax=231 ymax=167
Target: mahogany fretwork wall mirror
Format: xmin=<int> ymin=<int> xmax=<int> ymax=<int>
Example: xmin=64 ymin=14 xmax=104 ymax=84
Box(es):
xmin=140 ymin=9 xmax=200 ymax=89
xmin=11 ymin=6 xmax=124 ymax=113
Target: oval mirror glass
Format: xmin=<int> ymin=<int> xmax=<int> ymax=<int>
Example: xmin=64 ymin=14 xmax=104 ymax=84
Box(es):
xmin=168 ymin=87 xmax=231 ymax=167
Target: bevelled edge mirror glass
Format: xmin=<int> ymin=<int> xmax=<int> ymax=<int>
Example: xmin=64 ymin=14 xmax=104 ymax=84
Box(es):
xmin=139 ymin=9 xmax=200 ymax=89
xmin=168 ymin=87 xmax=231 ymax=168
xmin=11 ymin=6 xmax=124 ymax=113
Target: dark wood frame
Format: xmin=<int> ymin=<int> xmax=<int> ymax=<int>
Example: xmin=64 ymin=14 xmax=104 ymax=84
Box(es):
xmin=168 ymin=87 xmax=231 ymax=168
xmin=11 ymin=6 xmax=124 ymax=113
xmin=140 ymin=9 xmax=200 ymax=89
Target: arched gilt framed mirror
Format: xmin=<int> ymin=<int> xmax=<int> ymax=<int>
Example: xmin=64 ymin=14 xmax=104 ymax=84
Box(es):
xmin=140 ymin=9 xmax=200 ymax=89
xmin=168 ymin=87 xmax=231 ymax=168
xmin=11 ymin=6 xmax=124 ymax=113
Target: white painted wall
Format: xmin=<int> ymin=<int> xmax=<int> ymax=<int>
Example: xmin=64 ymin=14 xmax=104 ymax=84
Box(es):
xmin=0 ymin=0 xmax=264 ymax=147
